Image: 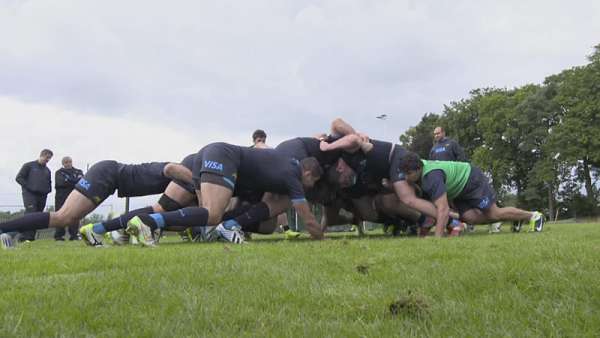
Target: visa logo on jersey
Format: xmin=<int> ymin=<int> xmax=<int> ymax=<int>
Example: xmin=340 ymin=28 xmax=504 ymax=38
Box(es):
xmin=204 ymin=160 xmax=224 ymax=171
xmin=77 ymin=178 xmax=91 ymax=191
xmin=478 ymin=197 xmax=491 ymax=209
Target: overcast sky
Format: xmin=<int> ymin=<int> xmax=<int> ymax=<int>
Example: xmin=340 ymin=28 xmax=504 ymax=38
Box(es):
xmin=1 ymin=0 xmax=599 ymax=213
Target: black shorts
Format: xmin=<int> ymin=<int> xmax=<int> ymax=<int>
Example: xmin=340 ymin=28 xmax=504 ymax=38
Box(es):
xmin=235 ymin=189 xmax=264 ymax=204
xmin=116 ymin=162 xmax=170 ymax=197
xmin=192 ymin=143 xmax=241 ymax=191
xmin=74 ymin=160 xmax=120 ymax=206
xmin=388 ymin=145 xmax=409 ymax=183
xmin=454 ymin=166 xmax=497 ymax=215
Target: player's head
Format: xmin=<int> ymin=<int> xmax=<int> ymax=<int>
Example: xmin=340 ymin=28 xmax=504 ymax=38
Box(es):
xmin=300 ymin=157 xmax=323 ymax=188
xmin=327 ymin=158 xmax=357 ymax=188
xmin=38 ymin=149 xmax=53 ymax=165
xmin=252 ymin=129 xmax=267 ymax=145
xmin=399 ymin=152 xmax=423 ymax=183
xmin=62 ymin=156 xmax=73 ymax=169
xmin=433 ymin=126 xmax=445 ymax=142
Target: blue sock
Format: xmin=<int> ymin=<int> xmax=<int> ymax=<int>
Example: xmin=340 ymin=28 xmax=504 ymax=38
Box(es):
xmin=223 ymin=219 xmax=241 ymax=230
xmin=140 ymin=208 xmax=208 ymax=230
xmin=92 ymin=223 xmax=106 ymax=234
xmin=149 ymin=213 xmax=166 ymax=229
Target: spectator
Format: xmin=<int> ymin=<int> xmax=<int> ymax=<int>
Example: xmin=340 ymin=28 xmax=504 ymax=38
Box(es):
xmin=429 ymin=127 xmax=467 ymax=162
xmin=251 ymin=129 xmax=267 ymax=148
xmin=15 ymin=149 xmax=53 ymax=241
xmin=54 ymin=156 xmax=84 ymax=241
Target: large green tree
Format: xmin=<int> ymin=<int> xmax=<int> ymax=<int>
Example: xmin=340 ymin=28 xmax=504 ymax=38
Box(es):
xmin=399 ymin=113 xmax=440 ymax=158
xmin=545 ymin=44 xmax=600 ymax=212
xmin=398 ymin=43 xmax=600 ymax=217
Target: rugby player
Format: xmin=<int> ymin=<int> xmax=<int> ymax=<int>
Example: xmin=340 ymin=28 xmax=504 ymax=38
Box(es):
xmin=125 ymin=142 xmax=324 ymax=245
xmin=400 ymin=153 xmax=544 ymax=235
xmin=78 ymin=153 xmax=199 ymax=246
xmin=1 ymin=160 xmax=192 ymax=249
xmin=251 ymin=130 xmax=301 ymax=239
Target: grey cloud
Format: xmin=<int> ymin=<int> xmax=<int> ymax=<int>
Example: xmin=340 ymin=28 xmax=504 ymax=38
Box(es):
xmin=0 ymin=0 xmax=599 ymax=141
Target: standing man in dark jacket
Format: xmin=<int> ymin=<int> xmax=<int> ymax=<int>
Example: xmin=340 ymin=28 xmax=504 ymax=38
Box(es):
xmin=429 ymin=127 xmax=467 ymax=162
xmin=15 ymin=149 xmax=53 ymax=241
xmin=54 ymin=156 xmax=84 ymax=240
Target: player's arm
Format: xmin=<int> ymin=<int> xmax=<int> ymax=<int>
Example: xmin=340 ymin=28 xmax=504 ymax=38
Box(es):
xmin=163 ymin=163 xmax=193 ymax=183
xmin=314 ymin=133 xmax=328 ymax=140
xmin=287 ymin=175 xmax=324 ymax=239
xmin=417 ymin=170 xmax=449 ymax=236
xmin=293 ymin=201 xmax=324 ymax=239
xmin=432 ymin=193 xmax=450 ymax=237
xmin=320 ymin=134 xmax=368 ymax=153
xmin=331 ymin=117 xmax=357 ymax=136
xmin=393 ymin=180 xmax=438 ymax=218
xmin=15 ymin=163 xmax=31 ymax=188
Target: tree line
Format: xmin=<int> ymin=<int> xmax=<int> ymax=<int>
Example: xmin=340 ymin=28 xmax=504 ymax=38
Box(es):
xmin=399 ymin=44 xmax=600 ymax=220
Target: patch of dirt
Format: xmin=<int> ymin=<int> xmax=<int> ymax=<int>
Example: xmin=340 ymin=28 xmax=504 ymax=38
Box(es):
xmin=389 ymin=292 xmax=430 ymax=318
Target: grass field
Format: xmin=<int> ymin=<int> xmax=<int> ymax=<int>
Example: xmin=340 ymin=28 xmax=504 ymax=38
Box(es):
xmin=1 ymin=223 xmax=599 ymax=337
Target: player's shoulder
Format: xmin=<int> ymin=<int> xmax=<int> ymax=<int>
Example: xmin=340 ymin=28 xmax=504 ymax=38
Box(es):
xmin=424 ymin=168 xmax=445 ymax=179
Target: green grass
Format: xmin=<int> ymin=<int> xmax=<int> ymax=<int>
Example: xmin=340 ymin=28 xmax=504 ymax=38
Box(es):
xmin=1 ymin=223 xmax=599 ymax=337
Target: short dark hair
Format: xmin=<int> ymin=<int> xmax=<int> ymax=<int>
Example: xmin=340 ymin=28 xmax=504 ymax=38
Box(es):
xmin=252 ymin=129 xmax=267 ymax=141
xmin=40 ymin=149 xmax=53 ymax=157
xmin=399 ymin=152 xmax=423 ymax=173
xmin=300 ymin=157 xmax=323 ymax=178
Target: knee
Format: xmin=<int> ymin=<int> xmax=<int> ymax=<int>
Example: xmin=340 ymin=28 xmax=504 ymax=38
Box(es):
xmin=163 ymin=163 xmax=176 ymax=178
xmin=152 ymin=203 xmax=165 ymax=213
xmin=52 ymin=211 xmax=79 ymax=227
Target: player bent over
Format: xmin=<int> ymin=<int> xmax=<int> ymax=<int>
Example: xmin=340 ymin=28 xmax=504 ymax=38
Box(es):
xmin=125 ymin=142 xmax=324 ymax=246
xmin=78 ymin=154 xmax=199 ymax=246
xmin=399 ymin=153 xmax=544 ymax=237
xmin=1 ymin=160 xmax=191 ymax=249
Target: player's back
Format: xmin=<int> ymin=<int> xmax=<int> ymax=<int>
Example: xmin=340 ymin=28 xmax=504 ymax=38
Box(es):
xmin=117 ymin=162 xmax=170 ymax=197
xmin=237 ymin=147 xmax=301 ymax=194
